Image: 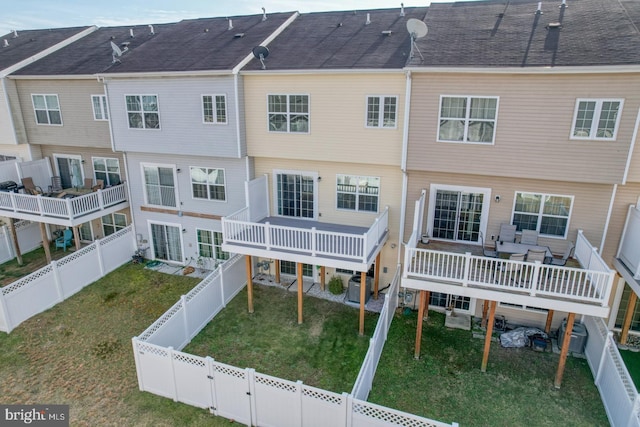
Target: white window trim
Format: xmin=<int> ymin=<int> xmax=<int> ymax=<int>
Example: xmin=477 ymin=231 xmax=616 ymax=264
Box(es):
xmin=365 ymin=95 xmax=398 ymax=129
xmin=31 ymin=94 xmax=63 ymax=126
xmin=510 ymin=191 xmax=574 ymax=239
xmin=195 ymin=228 xmax=229 ymax=263
xmin=189 ymin=166 xmax=227 ymax=202
xmin=147 ymin=220 xmax=185 ymax=265
xmin=101 ymin=213 xmax=127 ymax=237
xmin=91 ymin=156 xmax=121 ymax=186
xmin=78 ymin=221 xmax=94 ymax=242
xmin=91 ymin=94 xmax=109 ymax=121
xmin=140 ymin=162 xmax=179 ymax=209
xmin=266 ymin=93 xmax=311 ymax=134
xmin=272 ymin=169 xmax=318 ymax=221
xmin=335 ymin=174 xmax=381 ymax=214
xmin=53 ymin=153 xmax=84 ymax=183
xmin=570 ymin=98 xmax=624 ymax=141
xmin=201 ymin=94 xmax=228 ymax=125
xmin=437 ymin=94 xmax=499 ymax=145
xmin=125 ymin=94 xmax=160 ymax=130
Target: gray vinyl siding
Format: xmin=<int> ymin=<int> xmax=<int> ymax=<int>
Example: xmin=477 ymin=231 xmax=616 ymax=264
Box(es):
xmin=404 ymin=170 xmax=614 ymax=255
xmin=407 ymin=72 xmax=639 ymax=184
xmin=106 ymin=76 xmax=241 ymax=158
xmin=14 ymin=79 xmax=111 ymax=148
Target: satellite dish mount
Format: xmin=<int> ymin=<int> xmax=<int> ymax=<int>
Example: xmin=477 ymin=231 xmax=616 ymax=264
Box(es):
xmin=252 ymin=45 xmax=270 ymax=70
xmin=406 ymin=18 xmax=428 ymax=61
xmin=110 ymin=41 xmax=128 ymax=64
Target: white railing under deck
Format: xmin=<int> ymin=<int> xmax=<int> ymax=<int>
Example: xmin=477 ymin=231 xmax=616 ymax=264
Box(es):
xmin=0 ymin=184 xmax=127 ymax=221
xmin=403 ymin=229 xmax=615 ymax=309
xmin=222 ymin=207 xmax=389 ymax=263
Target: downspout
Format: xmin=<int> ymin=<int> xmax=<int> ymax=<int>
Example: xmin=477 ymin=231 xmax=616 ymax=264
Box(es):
xmin=621 ymin=106 xmax=640 ymax=185
xmin=234 ymin=73 xmax=242 ymax=159
xmin=600 ymin=184 xmax=617 ymax=254
xmin=398 ymin=70 xmax=412 ymax=264
xmin=1 ymin=78 xmax=18 ymax=146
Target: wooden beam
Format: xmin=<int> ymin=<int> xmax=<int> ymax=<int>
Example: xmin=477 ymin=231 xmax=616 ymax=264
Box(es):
xmin=320 ymin=266 xmax=326 ymax=291
xmin=7 ymin=218 xmax=22 ymax=266
xmin=423 ymin=290 xmax=430 ymax=320
xmin=140 ymin=205 xmax=222 ymax=220
xmin=544 ymin=309 xmax=555 ymax=334
xmin=73 ymin=226 xmax=81 ymax=251
xmin=38 ymin=222 xmax=51 ymax=264
xmin=245 ymin=255 xmax=254 ymax=313
xmin=414 ymin=290 xmax=426 ymax=359
xmin=374 ymin=252 xmax=381 ymax=299
xmin=555 ymin=312 xmax=576 ymax=389
xmin=621 ymin=291 xmax=637 ymax=345
xmin=274 ymin=259 xmax=281 ymax=284
xmin=297 ymin=262 xmax=304 ymax=324
xmin=481 ymin=300 xmax=497 ymax=372
xmin=481 ymin=300 xmax=489 ymax=328
xmin=359 ymin=270 xmax=367 ymax=336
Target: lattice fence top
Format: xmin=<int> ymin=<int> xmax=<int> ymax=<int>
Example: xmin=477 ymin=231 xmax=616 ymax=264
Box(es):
xmin=353 ymin=400 xmax=444 ymax=427
xmin=100 ymin=225 xmax=132 ymax=247
xmin=137 ymin=300 xmax=184 ymax=342
xmin=2 ymin=264 xmax=53 ymax=295
xmin=255 ymin=373 xmax=297 ymax=392
xmin=213 ymin=362 xmax=246 ymax=379
xmin=301 ymin=385 xmax=344 ymax=405
xmin=173 ymin=350 xmax=206 ymax=367
xmin=185 ymin=272 xmax=218 ymax=303
xmin=56 ymin=244 xmax=96 ymax=267
xmin=135 ymin=340 xmax=169 ymax=357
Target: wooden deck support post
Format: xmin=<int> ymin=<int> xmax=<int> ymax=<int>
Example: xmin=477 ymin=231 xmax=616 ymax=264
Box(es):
xmin=481 ymin=300 xmax=489 ymax=328
xmin=423 ymin=290 xmax=430 ymax=320
xmin=73 ymin=226 xmax=81 ymax=251
xmin=245 ymin=255 xmax=254 ymax=313
xmin=481 ymin=300 xmax=497 ymax=373
xmin=320 ymin=266 xmax=326 ymax=291
xmin=297 ymin=262 xmax=304 ymax=324
xmin=414 ymin=290 xmax=427 ymax=359
xmin=620 ymin=290 xmax=637 ymax=345
xmin=554 ymin=312 xmax=576 ymax=389
xmin=544 ymin=310 xmax=555 ymax=334
xmin=274 ymin=259 xmax=281 ymax=284
xmin=374 ymin=252 xmax=381 ymax=299
xmin=359 ymin=270 xmax=367 ymax=336
xmin=38 ymin=222 xmax=50 ymax=265
xmin=8 ymin=218 xmax=23 ymax=266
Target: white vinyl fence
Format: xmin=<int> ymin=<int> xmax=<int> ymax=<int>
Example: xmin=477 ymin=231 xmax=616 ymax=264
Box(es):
xmin=584 ymin=315 xmax=640 ymax=427
xmin=133 ymin=261 xmax=456 ymax=427
xmin=0 ymin=221 xmax=44 ymax=264
xmin=0 ymin=225 xmax=136 ymax=333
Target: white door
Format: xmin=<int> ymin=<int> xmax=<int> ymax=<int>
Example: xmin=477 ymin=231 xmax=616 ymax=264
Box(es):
xmin=428 ymin=184 xmax=491 ymax=243
xmin=54 ymin=155 xmax=83 ymax=189
xmin=150 ymin=223 xmax=183 ymax=263
xmin=274 ymin=171 xmax=317 ymax=219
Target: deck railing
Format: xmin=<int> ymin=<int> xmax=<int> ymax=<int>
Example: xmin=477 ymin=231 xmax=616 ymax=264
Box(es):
xmin=405 ymin=250 xmax=614 ymax=307
xmin=0 ymin=183 xmax=128 ymax=220
xmin=222 ymin=207 xmax=389 ymax=263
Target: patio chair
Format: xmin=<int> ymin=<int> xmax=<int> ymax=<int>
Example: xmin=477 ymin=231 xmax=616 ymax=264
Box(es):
xmin=520 ymin=229 xmax=539 ymax=245
xmin=479 ymin=231 xmax=497 ymax=258
xmin=21 ymin=177 xmax=43 ymax=195
xmin=507 ymin=253 xmax=526 ymax=286
xmin=48 ymin=176 xmax=63 ymax=193
xmin=550 ymin=242 xmax=575 ymax=266
xmin=498 ymin=224 xmax=517 ymax=243
xmin=92 ymin=179 xmax=104 ymax=192
xmin=526 ymin=249 xmax=547 ymax=263
xmin=55 ymin=229 xmax=73 ymax=252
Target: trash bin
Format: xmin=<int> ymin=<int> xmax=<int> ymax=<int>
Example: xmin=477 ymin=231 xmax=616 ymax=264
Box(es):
xmin=557 ymin=320 xmax=588 ymax=353
xmin=348 ymin=275 xmax=371 ymax=304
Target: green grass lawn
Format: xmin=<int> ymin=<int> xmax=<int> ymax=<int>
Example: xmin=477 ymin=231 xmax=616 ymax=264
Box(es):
xmin=620 ymin=348 xmax=640 ymax=389
xmin=368 ymin=310 xmax=610 ymax=427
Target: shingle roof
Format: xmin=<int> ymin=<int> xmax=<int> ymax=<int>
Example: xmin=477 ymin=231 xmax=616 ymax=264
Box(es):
xmin=0 ymin=27 xmax=92 ymax=72
xmin=408 ymin=0 xmax=640 ymax=68
xmin=242 ymin=7 xmax=429 ymax=71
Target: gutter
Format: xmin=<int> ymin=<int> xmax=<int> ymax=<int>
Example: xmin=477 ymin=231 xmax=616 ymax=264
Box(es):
xmin=403 ymin=64 xmax=640 ymax=75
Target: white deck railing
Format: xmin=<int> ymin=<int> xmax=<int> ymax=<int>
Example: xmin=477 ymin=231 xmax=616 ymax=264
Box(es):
xmin=0 ymin=183 xmax=128 ymax=220
xmin=222 ymin=207 xmax=389 ymax=263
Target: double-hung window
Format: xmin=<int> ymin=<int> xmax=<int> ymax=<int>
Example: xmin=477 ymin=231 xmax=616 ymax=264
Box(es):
xmin=366 ymin=96 xmax=397 ymax=128
xmin=202 ymin=95 xmax=227 ymax=124
xmin=438 ymin=96 xmax=498 ymax=144
xmin=102 ymin=213 xmax=127 ymax=236
xmin=268 ymin=94 xmax=309 ymax=133
xmin=32 ymin=94 xmax=62 ymax=125
xmin=142 ymin=164 xmax=176 ymax=207
xmin=196 ymin=229 xmax=229 ymax=263
xmin=336 ymin=175 xmax=380 ymax=213
xmin=571 ymin=99 xmax=623 ymax=140
xmin=126 ymin=95 xmax=159 ymax=129
xmin=93 ymin=157 xmax=121 ymax=186
xmin=512 ymin=192 xmax=573 ymax=238
xmin=91 ymin=95 xmax=109 ymax=121
xmin=190 ymin=167 xmax=226 ymax=201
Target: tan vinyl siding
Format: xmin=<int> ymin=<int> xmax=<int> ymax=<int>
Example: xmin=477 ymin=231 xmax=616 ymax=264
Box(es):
xmin=39 ymin=146 xmax=127 ymax=184
xmin=404 ymin=170 xmax=613 ymax=255
xmin=15 ymin=79 xmax=111 ymax=148
xmin=244 ymin=73 xmax=405 ymax=167
xmin=407 ymin=72 xmax=639 ymax=184
xmin=2 ymin=79 xmax=27 ymax=146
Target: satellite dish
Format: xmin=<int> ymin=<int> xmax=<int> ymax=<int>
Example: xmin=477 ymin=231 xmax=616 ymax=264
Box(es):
xmin=110 ymin=41 xmax=128 ymax=63
xmin=406 ymin=19 xmax=428 ymax=39
xmin=406 ymin=19 xmax=428 ymax=61
xmin=252 ymin=45 xmax=270 ymax=70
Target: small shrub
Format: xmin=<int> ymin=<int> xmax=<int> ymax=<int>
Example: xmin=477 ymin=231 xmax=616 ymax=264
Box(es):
xmin=328 ymin=275 xmax=344 ymax=295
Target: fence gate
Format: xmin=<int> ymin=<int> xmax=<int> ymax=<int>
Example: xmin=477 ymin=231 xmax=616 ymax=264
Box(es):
xmin=210 ymin=361 xmax=252 ymax=425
